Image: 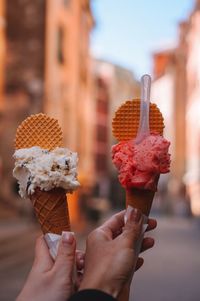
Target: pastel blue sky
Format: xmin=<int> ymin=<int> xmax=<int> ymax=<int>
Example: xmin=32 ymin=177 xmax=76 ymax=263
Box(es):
xmin=91 ymin=0 xmax=194 ymax=79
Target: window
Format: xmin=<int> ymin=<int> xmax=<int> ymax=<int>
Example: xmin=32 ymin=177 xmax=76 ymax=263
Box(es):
xmin=57 ymin=27 xmax=64 ymax=64
xmin=97 ymin=99 xmax=108 ymax=114
xmin=97 ymin=124 xmax=107 ymax=142
xmin=96 ymin=153 xmax=107 ymax=172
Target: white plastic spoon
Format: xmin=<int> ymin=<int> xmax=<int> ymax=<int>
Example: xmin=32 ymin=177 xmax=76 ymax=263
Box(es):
xmin=135 ymin=74 xmax=151 ymax=143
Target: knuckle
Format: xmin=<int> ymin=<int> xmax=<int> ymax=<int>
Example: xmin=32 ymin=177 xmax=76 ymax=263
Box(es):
xmin=87 ymin=229 xmax=97 ymax=242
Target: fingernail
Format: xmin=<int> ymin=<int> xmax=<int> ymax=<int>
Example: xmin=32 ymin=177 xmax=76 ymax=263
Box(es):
xmin=127 ymin=207 xmax=142 ymax=223
xmin=131 ymin=208 xmax=141 ymax=223
xmin=78 ymin=253 xmax=84 ymax=260
xmin=125 ymin=206 xmax=141 ymax=223
xmin=125 ymin=205 xmax=134 ymax=224
xmin=62 ymin=231 xmax=75 ymax=245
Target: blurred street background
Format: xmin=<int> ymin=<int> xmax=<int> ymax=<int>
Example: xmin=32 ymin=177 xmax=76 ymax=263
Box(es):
xmin=0 ymin=0 xmax=200 ymax=300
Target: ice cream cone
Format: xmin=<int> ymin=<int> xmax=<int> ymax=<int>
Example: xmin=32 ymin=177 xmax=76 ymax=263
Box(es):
xmin=30 ymin=188 xmax=70 ymax=234
xmin=112 ymin=98 xmax=164 ymax=217
xmin=14 ymin=113 xmax=72 ymax=234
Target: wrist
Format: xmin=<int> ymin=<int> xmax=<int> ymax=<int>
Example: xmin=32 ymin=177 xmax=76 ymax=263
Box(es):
xmin=79 ymin=278 xmax=121 ymax=298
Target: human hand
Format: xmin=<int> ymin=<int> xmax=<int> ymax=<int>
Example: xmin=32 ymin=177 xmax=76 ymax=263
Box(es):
xmin=118 ymin=207 xmax=157 ymax=301
xmin=79 ymin=208 xmax=156 ymax=298
xmin=16 ymin=232 xmax=84 ymax=301
xmin=134 ymin=211 xmax=157 ymax=271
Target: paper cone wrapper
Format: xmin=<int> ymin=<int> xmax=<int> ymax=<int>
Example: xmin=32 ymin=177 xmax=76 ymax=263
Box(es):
xmin=30 ymin=188 xmax=70 ymax=259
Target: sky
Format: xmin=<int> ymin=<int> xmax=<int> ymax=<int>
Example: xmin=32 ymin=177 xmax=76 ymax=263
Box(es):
xmin=91 ymin=0 xmax=194 ymax=79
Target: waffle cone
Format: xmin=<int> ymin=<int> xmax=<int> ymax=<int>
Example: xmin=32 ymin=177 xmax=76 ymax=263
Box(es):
xmin=125 ymin=175 xmax=159 ymax=216
xmin=126 ymin=188 xmax=155 ymax=216
xmin=30 ymin=188 xmax=70 ymax=234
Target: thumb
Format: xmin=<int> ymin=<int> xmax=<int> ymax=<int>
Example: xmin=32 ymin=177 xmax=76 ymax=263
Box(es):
xmin=120 ymin=208 xmax=143 ymax=248
xmin=53 ymin=231 xmax=76 ymax=279
xmin=33 ymin=236 xmax=54 ymax=272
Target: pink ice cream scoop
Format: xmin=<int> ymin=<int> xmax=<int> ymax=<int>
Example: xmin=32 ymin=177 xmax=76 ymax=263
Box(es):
xmin=112 ymin=133 xmax=171 ymax=191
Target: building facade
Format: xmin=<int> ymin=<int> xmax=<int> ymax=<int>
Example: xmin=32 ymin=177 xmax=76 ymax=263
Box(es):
xmin=44 ymin=0 xmax=94 ymax=184
xmin=185 ymin=1 xmax=200 ymax=215
xmin=152 ymin=22 xmax=188 ymax=190
xmin=0 ymin=0 xmax=94 ymax=214
xmin=151 ymin=23 xmax=188 ymax=215
xmin=151 ymin=0 xmax=200 ymax=216
xmin=92 ymin=59 xmax=139 ymax=205
xmin=0 ymin=0 xmax=5 ymax=111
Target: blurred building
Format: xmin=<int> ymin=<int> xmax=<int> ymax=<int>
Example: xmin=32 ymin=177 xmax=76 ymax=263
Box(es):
xmin=0 ymin=0 xmax=94 ymax=214
xmin=152 ymin=48 xmax=176 ymax=155
xmin=151 ymin=0 xmax=200 ymax=216
xmin=92 ymin=59 xmax=140 ymax=206
xmin=152 ymin=22 xmax=187 ymax=192
xmin=0 ymin=0 xmax=5 ymax=111
xmin=151 ymin=25 xmax=188 ymax=215
xmin=44 ymin=0 xmax=95 ymax=188
xmin=151 ymin=50 xmax=178 ymax=213
xmin=185 ymin=0 xmax=200 ymax=215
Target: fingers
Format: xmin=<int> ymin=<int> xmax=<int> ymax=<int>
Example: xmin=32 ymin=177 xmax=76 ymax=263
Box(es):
xmin=120 ymin=208 xmax=143 ymax=248
xmin=33 ymin=235 xmax=53 ymax=272
xmin=53 ymin=232 xmax=76 ymax=279
xmin=141 ymin=237 xmax=155 ymax=253
xmin=76 ymin=271 xmax=84 ymax=290
xmin=75 ymin=251 xmax=85 ymax=290
xmin=135 ymin=257 xmax=144 ymax=271
xmin=99 ymin=210 xmax=125 ymax=239
xmin=146 ymin=218 xmax=157 ymax=232
xmin=76 ymin=250 xmax=85 ymax=271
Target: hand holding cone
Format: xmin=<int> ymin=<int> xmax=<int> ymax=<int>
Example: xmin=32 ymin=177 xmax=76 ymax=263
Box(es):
xmin=112 ymin=75 xmax=170 ymax=301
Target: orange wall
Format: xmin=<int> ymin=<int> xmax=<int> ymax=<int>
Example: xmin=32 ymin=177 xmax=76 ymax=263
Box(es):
xmin=185 ymin=9 xmax=200 ymax=215
xmin=45 ymin=0 xmax=95 ymax=184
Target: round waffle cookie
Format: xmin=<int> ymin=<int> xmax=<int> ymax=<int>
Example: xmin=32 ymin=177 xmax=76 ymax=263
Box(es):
xmin=15 ymin=113 xmax=63 ymax=150
xmin=112 ymin=99 xmax=164 ymax=142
